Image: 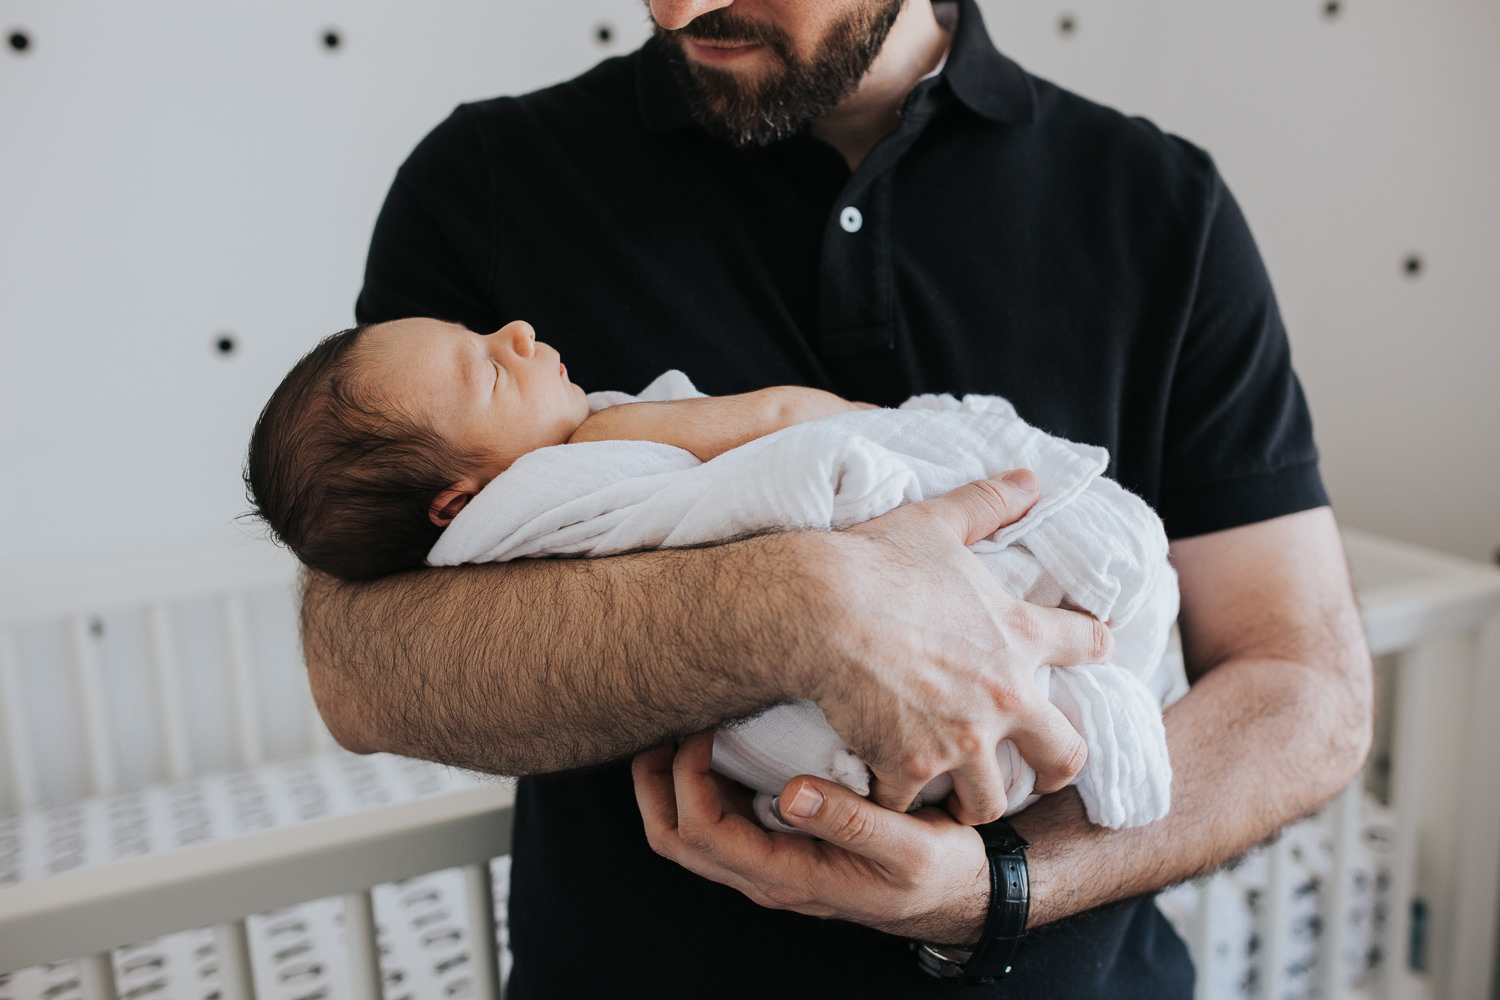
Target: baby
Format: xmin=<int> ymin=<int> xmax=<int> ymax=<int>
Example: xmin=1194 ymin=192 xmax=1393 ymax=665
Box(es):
xmin=246 ymin=317 xmax=871 ymax=581
xmin=248 ymin=315 xmax=1179 ymax=831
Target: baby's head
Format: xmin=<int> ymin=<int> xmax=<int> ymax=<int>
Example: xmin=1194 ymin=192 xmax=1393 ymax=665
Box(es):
xmin=246 ymin=317 xmax=590 ymax=579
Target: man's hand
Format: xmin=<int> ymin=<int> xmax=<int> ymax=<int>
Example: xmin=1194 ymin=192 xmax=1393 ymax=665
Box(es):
xmin=633 ymin=510 xmax=1372 ymax=942
xmin=633 ymin=733 xmax=992 ymax=945
xmin=797 ymin=469 xmax=1113 ymax=824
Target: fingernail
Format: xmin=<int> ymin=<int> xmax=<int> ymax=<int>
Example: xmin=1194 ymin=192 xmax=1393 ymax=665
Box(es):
xmin=1001 ymin=469 xmax=1039 ymax=494
xmin=785 ymin=784 xmax=825 ymax=819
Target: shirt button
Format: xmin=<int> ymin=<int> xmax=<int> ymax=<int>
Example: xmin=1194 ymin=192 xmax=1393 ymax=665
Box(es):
xmin=839 ymin=206 xmax=863 ymax=233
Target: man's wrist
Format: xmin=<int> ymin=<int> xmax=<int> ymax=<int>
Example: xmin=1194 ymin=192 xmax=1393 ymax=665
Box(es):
xmin=914 ymin=818 xmax=1030 ymax=983
xmin=1005 ymin=787 xmax=1090 ymax=929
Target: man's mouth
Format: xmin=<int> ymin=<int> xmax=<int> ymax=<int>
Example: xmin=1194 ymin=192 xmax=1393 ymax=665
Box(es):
xmin=682 ymin=37 xmax=765 ymax=64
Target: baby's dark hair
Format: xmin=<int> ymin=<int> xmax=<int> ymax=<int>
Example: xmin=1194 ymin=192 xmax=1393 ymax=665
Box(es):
xmin=245 ymin=325 xmax=476 ymax=580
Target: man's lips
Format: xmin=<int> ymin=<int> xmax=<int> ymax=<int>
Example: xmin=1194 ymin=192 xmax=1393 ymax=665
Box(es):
xmin=682 ymin=37 xmax=765 ymax=64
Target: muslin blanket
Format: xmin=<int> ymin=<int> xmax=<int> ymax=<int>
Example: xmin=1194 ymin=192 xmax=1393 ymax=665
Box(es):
xmin=429 ymin=371 xmax=1179 ymax=829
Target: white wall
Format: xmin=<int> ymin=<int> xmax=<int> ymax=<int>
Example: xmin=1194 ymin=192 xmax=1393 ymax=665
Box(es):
xmin=1 ymin=0 xmax=1496 ymax=576
xmin=0 ymin=0 xmax=654 ymax=574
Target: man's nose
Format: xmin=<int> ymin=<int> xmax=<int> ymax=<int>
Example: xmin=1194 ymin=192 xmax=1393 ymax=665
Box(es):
xmin=649 ymin=0 xmax=734 ymax=32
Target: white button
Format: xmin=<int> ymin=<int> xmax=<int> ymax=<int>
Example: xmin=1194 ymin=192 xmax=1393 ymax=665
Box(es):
xmin=839 ymin=206 xmax=863 ymax=233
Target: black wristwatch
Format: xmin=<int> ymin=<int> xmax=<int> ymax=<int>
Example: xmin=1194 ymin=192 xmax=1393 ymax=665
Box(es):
xmin=912 ymin=818 xmax=1030 ymax=984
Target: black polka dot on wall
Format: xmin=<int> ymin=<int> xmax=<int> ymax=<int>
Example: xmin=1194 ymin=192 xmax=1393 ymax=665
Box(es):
xmin=7 ymin=30 xmax=30 ymax=53
xmin=596 ymin=23 xmax=614 ymax=46
xmin=1403 ymin=253 xmax=1424 ymax=278
xmin=1058 ymin=14 xmax=1077 ymax=37
xmin=89 ymin=618 xmax=105 ymax=638
xmin=322 ymin=28 xmax=341 ymax=51
xmin=1323 ymin=1 xmax=1342 ymax=19
xmin=216 ymin=333 xmax=238 ymax=356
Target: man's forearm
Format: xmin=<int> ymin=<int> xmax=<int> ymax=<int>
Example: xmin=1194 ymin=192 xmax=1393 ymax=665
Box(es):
xmin=1011 ymin=650 xmax=1372 ymax=927
xmin=301 ymin=534 xmax=826 ymax=774
xmin=1010 ymin=510 xmax=1374 ymax=927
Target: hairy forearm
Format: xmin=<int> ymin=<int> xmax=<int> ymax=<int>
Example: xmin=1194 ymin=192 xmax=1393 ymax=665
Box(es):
xmin=301 ymin=534 xmax=833 ymax=774
xmin=1010 ymin=649 xmax=1372 ymax=928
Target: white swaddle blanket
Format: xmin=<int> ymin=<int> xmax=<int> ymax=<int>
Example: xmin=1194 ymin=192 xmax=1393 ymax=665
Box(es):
xmin=429 ymin=371 xmax=1179 ymax=830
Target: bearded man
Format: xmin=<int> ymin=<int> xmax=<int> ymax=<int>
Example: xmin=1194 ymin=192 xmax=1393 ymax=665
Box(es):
xmin=305 ymin=1 xmax=1373 ymax=996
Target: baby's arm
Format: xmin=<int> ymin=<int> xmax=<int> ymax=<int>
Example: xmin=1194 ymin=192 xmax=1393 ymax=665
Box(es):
xmin=567 ymin=387 xmax=873 ymax=462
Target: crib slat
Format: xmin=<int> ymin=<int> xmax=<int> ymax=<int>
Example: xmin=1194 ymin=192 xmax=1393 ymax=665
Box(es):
xmin=1262 ymin=834 xmax=1293 ymax=1000
xmin=0 ymin=633 xmax=39 ymax=811
xmin=1322 ymin=779 xmax=1362 ymax=1000
xmin=214 ymin=920 xmax=256 ymax=1000
xmin=68 ymin=616 xmax=117 ymax=796
xmin=464 ymin=862 xmax=503 ymax=1000
xmin=77 ymin=952 xmax=119 ymax=1000
xmin=1383 ymin=642 xmax=1435 ymax=1000
xmin=1188 ymin=877 xmax=1220 ymax=1000
xmin=1448 ymin=621 xmax=1500 ymax=997
xmin=146 ymin=603 xmax=194 ymax=781
xmin=343 ymin=889 xmax=384 ymax=1000
xmin=220 ymin=594 xmax=264 ymax=767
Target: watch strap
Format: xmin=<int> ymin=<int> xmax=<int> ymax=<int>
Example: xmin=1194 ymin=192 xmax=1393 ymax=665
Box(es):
xmin=913 ymin=818 xmax=1029 ymax=983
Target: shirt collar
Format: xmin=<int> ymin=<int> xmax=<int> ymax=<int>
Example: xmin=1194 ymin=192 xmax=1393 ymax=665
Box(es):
xmin=940 ymin=0 xmax=1036 ymax=124
xmin=636 ymin=0 xmax=1035 ymax=134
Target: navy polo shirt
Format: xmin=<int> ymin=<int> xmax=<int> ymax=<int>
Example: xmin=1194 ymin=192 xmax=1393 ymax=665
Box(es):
xmin=356 ymin=0 xmax=1326 ymax=994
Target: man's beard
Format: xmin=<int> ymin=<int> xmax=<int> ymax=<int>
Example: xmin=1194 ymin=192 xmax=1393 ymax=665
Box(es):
xmin=654 ymin=1 xmax=906 ymax=147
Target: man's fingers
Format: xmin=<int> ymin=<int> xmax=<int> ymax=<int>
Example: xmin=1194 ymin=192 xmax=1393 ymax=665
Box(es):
xmin=1007 ymin=700 xmax=1089 ymax=794
xmin=631 ymin=743 xmax=681 ymax=843
xmin=928 ymin=470 xmax=1041 ymax=546
xmin=777 ymin=775 xmax=924 ymax=870
xmin=867 ymin=772 xmax=925 ymax=815
xmin=852 ymin=469 xmax=1040 ymax=547
xmin=944 ymin=750 xmax=1011 ymax=826
xmin=1031 ymin=604 xmax=1115 ymax=665
xmin=671 ymin=730 xmax=726 ymax=830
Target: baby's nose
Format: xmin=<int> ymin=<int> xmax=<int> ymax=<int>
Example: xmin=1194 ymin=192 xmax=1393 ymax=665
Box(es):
xmin=501 ymin=320 xmax=537 ymax=355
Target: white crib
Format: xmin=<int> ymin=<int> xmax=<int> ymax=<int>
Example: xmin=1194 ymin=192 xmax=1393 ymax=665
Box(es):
xmin=0 ymin=529 xmax=1497 ymax=1000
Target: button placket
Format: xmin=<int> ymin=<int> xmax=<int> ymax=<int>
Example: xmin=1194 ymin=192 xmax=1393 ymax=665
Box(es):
xmin=817 ymin=172 xmax=893 ymax=357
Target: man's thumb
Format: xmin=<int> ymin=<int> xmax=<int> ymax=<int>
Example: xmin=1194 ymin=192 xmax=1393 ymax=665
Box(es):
xmin=778 ymin=777 xmax=894 ymax=859
xmin=927 ymin=470 xmax=1040 ymax=547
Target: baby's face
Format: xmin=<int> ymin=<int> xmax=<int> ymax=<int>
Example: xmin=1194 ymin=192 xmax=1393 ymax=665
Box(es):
xmin=361 ymin=318 xmax=591 ymax=478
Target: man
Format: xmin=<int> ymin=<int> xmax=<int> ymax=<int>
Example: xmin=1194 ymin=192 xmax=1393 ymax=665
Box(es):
xmin=304 ymin=0 xmax=1373 ymax=995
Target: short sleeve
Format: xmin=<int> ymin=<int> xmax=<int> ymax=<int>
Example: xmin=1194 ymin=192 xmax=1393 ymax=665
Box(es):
xmin=355 ymin=105 xmax=502 ymax=332
xmin=1156 ymin=172 xmax=1328 ymax=539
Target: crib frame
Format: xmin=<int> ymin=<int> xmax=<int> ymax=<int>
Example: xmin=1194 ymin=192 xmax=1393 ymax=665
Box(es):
xmin=0 ymin=529 xmax=1497 ymax=1000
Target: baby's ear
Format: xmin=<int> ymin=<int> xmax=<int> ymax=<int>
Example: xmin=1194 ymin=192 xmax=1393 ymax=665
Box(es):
xmin=429 ymin=485 xmax=476 ymax=527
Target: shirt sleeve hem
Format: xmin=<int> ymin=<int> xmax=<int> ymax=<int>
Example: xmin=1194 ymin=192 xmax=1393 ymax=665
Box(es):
xmin=1159 ymin=462 xmax=1330 ymax=541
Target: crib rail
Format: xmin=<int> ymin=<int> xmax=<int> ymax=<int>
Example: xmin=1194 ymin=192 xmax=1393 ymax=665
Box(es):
xmin=0 ymin=781 xmax=513 ymax=988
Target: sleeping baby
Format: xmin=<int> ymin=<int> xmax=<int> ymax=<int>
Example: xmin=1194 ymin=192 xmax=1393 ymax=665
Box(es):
xmin=246 ymin=316 xmax=1180 ymax=830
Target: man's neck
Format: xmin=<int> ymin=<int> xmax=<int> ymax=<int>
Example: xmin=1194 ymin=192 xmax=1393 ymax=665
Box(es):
xmin=811 ymin=0 xmax=952 ymax=170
